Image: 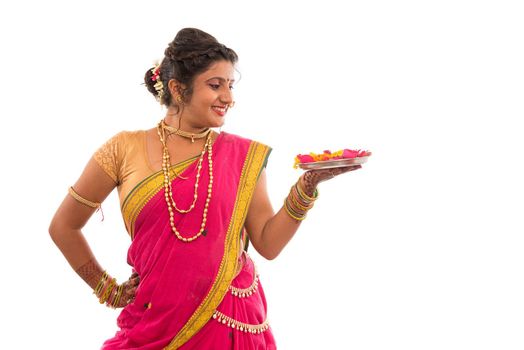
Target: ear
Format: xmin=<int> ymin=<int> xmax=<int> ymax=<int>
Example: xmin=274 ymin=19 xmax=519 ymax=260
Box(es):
xmin=168 ymin=79 xmax=187 ymax=97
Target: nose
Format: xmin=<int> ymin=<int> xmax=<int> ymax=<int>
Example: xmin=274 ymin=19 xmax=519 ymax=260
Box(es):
xmin=220 ymin=87 xmax=233 ymax=105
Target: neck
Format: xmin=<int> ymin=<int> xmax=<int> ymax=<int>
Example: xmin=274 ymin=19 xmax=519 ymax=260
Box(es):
xmin=161 ymin=117 xmax=211 ymax=144
xmin=164 ymin=110 xmax=208 ymax=134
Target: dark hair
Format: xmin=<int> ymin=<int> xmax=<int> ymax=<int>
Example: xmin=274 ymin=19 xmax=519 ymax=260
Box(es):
xmin=144 ymin=28 xmax=238 ymax=107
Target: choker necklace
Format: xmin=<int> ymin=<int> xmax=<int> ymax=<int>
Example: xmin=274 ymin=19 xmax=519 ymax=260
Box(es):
xmin=161 ymin=120 xmax=211 ymax=143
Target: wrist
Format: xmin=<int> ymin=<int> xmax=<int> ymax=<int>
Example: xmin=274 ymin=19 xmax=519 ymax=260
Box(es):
xmin=75 ymin=259 xmax=105 ymax=290
xmin=300 ymin=173 xmax=318 ymax=198
xmin=284 ymin=177 xmax=319 ymax=222
xmin=93 ymin=271 xmax=124 ymax=308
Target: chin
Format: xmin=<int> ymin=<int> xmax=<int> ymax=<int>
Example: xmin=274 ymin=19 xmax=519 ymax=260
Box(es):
xmin=210 ymin=119 xmax=226 ymax=129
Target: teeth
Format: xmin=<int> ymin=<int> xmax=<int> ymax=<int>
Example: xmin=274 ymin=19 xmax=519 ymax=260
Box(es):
xmin=212 ymin=106 xmax=226 ymax=112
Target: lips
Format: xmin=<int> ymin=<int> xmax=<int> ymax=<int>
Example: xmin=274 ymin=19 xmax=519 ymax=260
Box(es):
xmin=211 ymin=106 xmax=227 ymax=116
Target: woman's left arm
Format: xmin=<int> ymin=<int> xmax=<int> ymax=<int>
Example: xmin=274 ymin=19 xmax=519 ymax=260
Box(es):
xmin=245 ymin=166 xmax=360 ymax=260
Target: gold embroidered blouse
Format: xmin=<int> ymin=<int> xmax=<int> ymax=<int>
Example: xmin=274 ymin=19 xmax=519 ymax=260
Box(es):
xmin=93 ymin=130 xmax=155 ymax=206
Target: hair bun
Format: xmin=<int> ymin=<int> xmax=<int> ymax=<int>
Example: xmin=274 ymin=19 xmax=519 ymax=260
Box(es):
xmin=174 ymin=28 xmax=218 ymax=46
xmin=165 ymin=28 xmax=220 ymax=61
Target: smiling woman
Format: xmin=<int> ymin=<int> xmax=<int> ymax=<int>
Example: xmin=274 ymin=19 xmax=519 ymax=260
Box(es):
xmin=48 ymin=27 xmax=362 ymax=350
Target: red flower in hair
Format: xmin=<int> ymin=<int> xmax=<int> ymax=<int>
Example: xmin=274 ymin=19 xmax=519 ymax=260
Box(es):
xmin=151 ymin=66 xmax=160 ymax=82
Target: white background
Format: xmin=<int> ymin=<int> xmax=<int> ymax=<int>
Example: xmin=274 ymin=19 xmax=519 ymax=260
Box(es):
xmin=1 ymin=0 xmax=523 ymax=349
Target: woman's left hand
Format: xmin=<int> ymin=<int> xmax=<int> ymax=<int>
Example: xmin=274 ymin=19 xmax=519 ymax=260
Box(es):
xmin=300 ymin=165 xmax=362 ymax=196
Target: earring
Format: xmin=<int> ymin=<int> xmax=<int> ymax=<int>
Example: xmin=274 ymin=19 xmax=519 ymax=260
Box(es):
xmin=175 ymin=95 xmax=184 ymax=105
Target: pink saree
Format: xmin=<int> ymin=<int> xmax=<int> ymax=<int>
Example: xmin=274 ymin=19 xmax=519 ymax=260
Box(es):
xmin=102 ymin=132 xmax=277 ymax=350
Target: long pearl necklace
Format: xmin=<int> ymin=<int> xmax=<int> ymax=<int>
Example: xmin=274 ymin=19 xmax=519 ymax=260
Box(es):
xmin=157 ymin=121 xmax=214 ymax=242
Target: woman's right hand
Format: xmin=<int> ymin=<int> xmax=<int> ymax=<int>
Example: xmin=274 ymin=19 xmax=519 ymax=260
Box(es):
xmin=115 ymin=272 xmax=140 ymax=308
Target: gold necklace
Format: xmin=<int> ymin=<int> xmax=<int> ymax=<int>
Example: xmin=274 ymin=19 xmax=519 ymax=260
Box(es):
xmin=157 ymin=122 xmax=214 ymax=242
xmin=158 ymin=123 xmax=208 ymax=214
xmin=161 ymin=119 xmax=211 ymax=143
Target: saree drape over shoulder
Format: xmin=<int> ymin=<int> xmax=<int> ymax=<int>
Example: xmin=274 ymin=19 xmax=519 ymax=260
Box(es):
xmin=94 ymin=131 xmax=277 ymax=350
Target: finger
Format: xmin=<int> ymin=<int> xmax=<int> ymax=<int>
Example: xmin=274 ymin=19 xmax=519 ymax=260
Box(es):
xmin=318 ymin=165 xmax=361 ymax=182
xmin=127 ymin=287 xmax=139 ymax=299
xmin=124 ymin=286 xmax=135 ymax=297
xmin=334 ymin=165 xmax=362 ymax=176
xmin=122 ymin=277 xmax=140 ymax=289
xmin=124 ymin=293 xmax=136 ymax=305
xmin=312 ymin=169 xmax=335 ymax=177
xmin=127 ymin=272 xmax=138 ymax=280
xmin=116 ymin=290 xmax=136 ymax=308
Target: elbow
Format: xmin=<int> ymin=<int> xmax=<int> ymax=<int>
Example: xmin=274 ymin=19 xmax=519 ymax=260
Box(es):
xmin=48 ymin=217 xmax=67 ymax=245
xmin=48 ymin=220 xmax=59 ymax=244
xmin=260 ymin=249 xmax=281 ymax=261
xmin=250 ymin=244 xmax=280 ymax=261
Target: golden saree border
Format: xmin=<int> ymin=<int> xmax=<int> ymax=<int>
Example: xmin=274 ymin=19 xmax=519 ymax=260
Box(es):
xmin=165 ymin=141 xmax=271 ymax=350
xmin=121 ymin=157 xmax=197 ymax=238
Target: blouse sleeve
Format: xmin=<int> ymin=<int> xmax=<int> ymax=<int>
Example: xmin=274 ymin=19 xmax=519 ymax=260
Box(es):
xmin=262 ymin=145 xmax=272 ymax=170
xmin=92 ymin=132 xmax=125 ymax=184
xmin=254 ymin=142 xmax=272 ymax=181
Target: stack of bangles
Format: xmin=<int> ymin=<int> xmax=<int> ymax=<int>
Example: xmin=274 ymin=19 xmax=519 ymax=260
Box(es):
xmin=284 ymin=178 xmax=318 ymax=221
xmin=94 ymin=271 xmax=124 ymax=308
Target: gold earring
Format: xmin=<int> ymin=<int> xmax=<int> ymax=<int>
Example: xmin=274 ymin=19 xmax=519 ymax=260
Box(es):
xmin=175 ymin=95 xmax=184 ymax=105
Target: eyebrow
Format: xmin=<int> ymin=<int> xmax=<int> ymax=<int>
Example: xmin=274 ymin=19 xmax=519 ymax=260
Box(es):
xmin=205 ymin=77 xmax=235 ymax=83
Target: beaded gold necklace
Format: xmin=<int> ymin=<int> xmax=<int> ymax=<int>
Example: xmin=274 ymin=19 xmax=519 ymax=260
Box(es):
xmin=157 ymin=121 xmax=214 ymax=242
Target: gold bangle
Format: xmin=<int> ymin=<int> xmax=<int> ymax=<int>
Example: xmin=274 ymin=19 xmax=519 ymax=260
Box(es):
xmin=68 ymin=186 xmax=101 ymax=209
xmin=296 ymin=181 xmax=318 ymax=203
xmin=94 ymin=271 xmax=108 ymax=296
xmin=290 ymin=187 xmax=314 ymax=211
xmin=99 ymin=278 xmax=117 ymax=304
xmin=284 ymin=198 xmax=307 ymax=221
xmin=112 ymin=284 xmax=124 ymax=308
xmin=107 ymin=282 xmax=121 ymax=307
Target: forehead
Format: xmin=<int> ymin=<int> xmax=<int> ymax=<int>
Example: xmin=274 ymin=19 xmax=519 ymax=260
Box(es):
xmin=197 ymin=60 xmax=236 ymax=81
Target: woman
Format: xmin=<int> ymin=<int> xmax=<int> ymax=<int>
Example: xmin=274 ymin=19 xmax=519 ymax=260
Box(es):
xmin=49 ymin=28 xmax=361 ymax=349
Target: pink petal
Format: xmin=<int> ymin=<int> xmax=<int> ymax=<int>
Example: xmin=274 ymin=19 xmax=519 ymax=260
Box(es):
xmin=342 ymin=149 xmax=360 ymax=158
xmin=297 ymin=154 xmax=315 ymax=163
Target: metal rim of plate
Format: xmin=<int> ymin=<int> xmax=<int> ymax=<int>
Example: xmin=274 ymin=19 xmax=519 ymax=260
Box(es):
xmin=297 ymin=156 xmax=368 ymax=170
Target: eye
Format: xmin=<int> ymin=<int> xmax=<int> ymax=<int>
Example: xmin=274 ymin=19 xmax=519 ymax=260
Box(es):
xmin=229 ymin=85 xmax=234 ymax=90
xmin=209 ymin=84 xmax=220 ymax=90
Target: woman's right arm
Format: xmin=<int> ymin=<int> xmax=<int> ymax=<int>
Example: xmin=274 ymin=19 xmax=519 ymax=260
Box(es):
xmin=48 ymin=157 xmax=117 ymax=289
